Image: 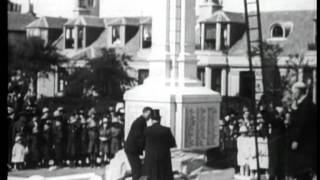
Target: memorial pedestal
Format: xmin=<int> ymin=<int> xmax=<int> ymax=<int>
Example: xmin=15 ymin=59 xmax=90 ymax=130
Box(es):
xmin=124 ymin=82 xmax=221 ymax=150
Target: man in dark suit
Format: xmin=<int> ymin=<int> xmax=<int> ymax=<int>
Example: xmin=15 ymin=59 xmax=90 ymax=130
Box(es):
xmin=124 ymin=107 xmax=152 ymax=180
xmin=144 ymin=109 xmax=176 ymax=180
xmin=288 ymin=82 xmax=316 ymax=180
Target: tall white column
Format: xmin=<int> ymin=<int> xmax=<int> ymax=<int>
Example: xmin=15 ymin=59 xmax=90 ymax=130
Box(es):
xmin=144 ymin=0 xmax=171 ymax=85
xmin=200 ymin=23 xmax=205 ymax=50
xmin=216 ymin=22 xmax=221 ymax=50
xmin=177 ymin=0 xmax=199 ymax=86
xmin=205 ymin=66 xmax=212 ymax=89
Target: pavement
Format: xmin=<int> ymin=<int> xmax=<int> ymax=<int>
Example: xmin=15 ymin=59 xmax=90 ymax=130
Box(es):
xmin=8 ymin=167 xmax=105 ymax=180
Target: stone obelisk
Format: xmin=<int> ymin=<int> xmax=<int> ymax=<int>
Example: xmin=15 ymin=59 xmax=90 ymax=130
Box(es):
xmin=124 ymin=0 xmax=221 ymax=150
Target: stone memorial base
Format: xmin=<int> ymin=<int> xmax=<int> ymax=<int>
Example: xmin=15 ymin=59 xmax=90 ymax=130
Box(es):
xmin=124 ymin=82 xmax=221 ymax=149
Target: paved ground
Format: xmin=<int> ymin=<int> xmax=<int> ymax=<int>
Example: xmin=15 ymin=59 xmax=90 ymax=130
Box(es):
xmin=8 ymin=167 xmax=105 ymax=178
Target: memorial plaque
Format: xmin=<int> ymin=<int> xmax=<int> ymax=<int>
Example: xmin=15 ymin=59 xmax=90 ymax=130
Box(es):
xmin=184 ymin=105 xmax=219 ymax=149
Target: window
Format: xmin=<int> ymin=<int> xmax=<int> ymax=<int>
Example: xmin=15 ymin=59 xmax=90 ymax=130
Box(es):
xmin=88 ymin=0 xmax=94 ymax=7
xmin=138 ymin=69 xmax=149 ymax=85
xmin=142 ymin=24 xmax=152 ymax=48
xmin=197 ymin=68 xmax=205 ymax=86
xmin=57 ymin=68 xmax=67 ymax=92
xmin=211 ymin=68 xmax=221 ymax=92
xmin=220 ymin=24 xmax=228 ymax=50
xmin=204 ymin=24 xmax=216 ymax=50
xmin=239 ymin=71 xmax=255 ymax=99
xmin=79 ymin=0 xmax=86 ymax=8
xmin=78 ymin=26 xmax=84 ymax=48
xmin=270 ymin=22 xmax=293 ymax=39
xmin=112 ymin=26 xmax=121 ymax=44
xmin=272 ymin=25 xmax=283 ymax=38
xmin=65 ymin=27 xmax=75 ymax=49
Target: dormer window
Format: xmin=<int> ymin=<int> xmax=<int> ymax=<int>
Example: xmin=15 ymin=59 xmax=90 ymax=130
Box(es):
xmin=65 ymin=27 xmax=75 ymax=49
xmin=78 ymin=26 xmax=84 ymax=48
xmin=204 ymin=24 xmax=216 ymax=50
xmin=270 ymin=22 xmax=293 ymax=39
xmin=271 ymin=25 xmax=283 ymax=38
xmin=142 ymin=24 xmax=152 ymax=48
xmin=88 ymin=0 xmax=94 ymax=7
xmin=79 ymin=0 xmax=86 ymax=8
xmin=112 ymin=26 xmax=121 ymax=44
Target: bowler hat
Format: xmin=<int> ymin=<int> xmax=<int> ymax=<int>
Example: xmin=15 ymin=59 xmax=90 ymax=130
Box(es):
xmin=151 ymin=109 xmax=161 ymax=120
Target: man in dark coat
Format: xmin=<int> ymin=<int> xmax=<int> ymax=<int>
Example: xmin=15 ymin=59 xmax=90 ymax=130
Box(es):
xmin=27 ymin=116 xmax=41 ymax=168
xmin=66 ymin=114 xmax=80 ymax=167
xmin=288 ymin=82 xmax=317 ymax=180
xmin=52 ymin=118 xmax=63 ymax=167
xmin=144 ymin=109 xmax=176 ymax=180
xmin=124 ymin=107 xmax=152 ymax=180
xmin=261 ymin=103 xmax=286 ymax=180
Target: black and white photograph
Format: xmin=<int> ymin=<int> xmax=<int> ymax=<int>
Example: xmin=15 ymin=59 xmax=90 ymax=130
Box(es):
xmin=6 ymin=0 xmax=317 ymax=179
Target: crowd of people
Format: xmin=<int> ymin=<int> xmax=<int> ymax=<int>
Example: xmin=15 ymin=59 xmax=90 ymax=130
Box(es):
xmin=8 ymin=104 xmax=125 ymax=171
xmin=219 ymin=82 xmax=317 ymax=180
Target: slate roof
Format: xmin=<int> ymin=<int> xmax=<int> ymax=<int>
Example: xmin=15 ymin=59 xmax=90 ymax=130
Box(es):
xmin=198 ymin=10 xmax=244 ymax=23
xmin=107 ymin=17 xmax=141 ymax=26
xmin=26 ymin=16 xmax=67 ymax=29
xmin=8 ymin=12 xmax=37 ymax=31
xmin=228 ymin=10 xmax=316 ymax=56
xmin=139 ymin=17 xmax=152 ymax=25
xmin=65 ymin=16 xmax=105 ymax=28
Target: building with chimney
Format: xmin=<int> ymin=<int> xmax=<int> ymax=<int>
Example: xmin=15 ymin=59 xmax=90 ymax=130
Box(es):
xmin=20 ymin=0 xmax=316 ymax=102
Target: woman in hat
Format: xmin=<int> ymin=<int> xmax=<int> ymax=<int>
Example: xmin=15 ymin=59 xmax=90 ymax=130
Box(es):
xmin=27 ymin=116 xmax=40 ymax=168
xmin=144 ymin=109 xmax=176 ymax=180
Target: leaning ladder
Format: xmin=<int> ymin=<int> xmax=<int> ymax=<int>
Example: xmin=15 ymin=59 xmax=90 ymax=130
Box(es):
xmin=243 ymin=0 xmax=264 ymax=179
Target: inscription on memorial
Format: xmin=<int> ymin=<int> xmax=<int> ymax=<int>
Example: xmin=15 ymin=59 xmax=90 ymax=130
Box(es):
xmin=184 ymin=106 xmax=219 ymax=148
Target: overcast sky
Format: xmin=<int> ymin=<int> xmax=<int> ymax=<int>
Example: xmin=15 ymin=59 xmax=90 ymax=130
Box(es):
xmin=12 ymin=0 xmax=317 ymax=18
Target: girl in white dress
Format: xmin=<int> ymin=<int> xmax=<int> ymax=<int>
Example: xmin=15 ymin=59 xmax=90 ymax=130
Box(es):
xmin=237 ymin=125 xmax=250 ymax=176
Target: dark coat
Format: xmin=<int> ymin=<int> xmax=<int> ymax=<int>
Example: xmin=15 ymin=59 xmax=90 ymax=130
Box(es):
xmin=144 ymin=123 xmax=176 ymax=180
xmin=262 ymin=109 xmax=286 ymax=176
xmin=288 ymin=97 xmax=317 ymax=175
xmin=110 ymin=122 xmax=123 ymax=155
xmin=52 ymin=121 xmax=63 ymax=161
xmin=124 ymin=116 xmax=147 ymax=155
xmin=67 ymin=122 xmax=80 ymax=158
xmin=80 ymin=125 xmax=88 ymax=155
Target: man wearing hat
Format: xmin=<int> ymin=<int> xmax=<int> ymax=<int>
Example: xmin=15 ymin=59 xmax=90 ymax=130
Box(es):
xmin=144 ymin=109 xmax=176 ymax=180
xmin=124 ymin=106 xmax=152 ymax=180
xmin=287 ymin=82 xmax=316 ymax=180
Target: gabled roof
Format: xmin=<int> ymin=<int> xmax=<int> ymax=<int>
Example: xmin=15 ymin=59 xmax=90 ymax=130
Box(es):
xmin=26 ymin=16 xmax=67 ymax=29
xmin=229 ymin=10 xmax=316 ymax=56
xmin=107 ymin=17 xmax=141 ymax=26
xmin=8 ymin=12 xmax=37 ymax=31
xmin=65 ymin=16 xmax=104 ymax=28
xmin=139 ymin=17 xmax=152 ymax=25
xmin=198 ymin=10 xmax=244 ymax=23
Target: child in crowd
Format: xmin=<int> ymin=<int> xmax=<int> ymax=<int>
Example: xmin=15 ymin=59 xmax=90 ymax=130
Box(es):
xmin=237 ymin=125 xmax=250 ymax=176
xmin=99 ymin=118 xmax=111 ymax=165
xmin=11 ymin=136 xmax=29 ymax=170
